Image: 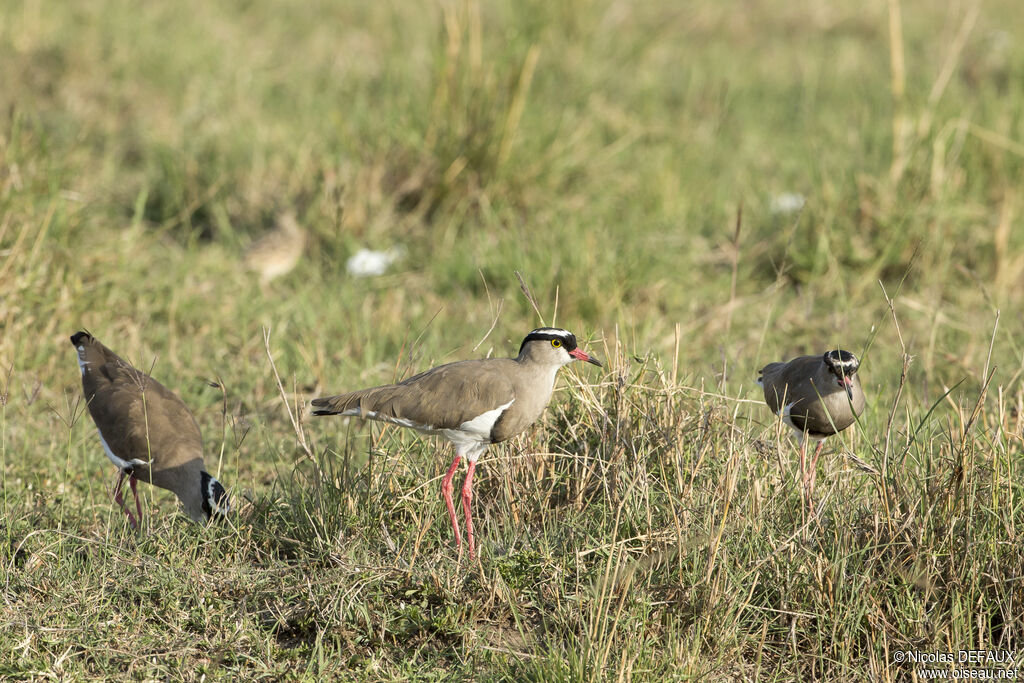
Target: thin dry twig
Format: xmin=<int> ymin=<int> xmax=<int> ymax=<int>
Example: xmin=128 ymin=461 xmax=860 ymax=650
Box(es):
xmin=724 ymin=203 xmax=742 ymax=339
xmin=263 ymin=326 xmax=314 ymax=461
xmin=514 ymin=270 xmax=544 ymax=324
xmin=472 ymin=270 xmax=503 ymax=353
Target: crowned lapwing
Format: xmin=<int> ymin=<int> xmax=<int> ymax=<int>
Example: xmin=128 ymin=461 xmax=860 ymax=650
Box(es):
xmin=312 ymin=327 xmax=602 ymax=559
xmin=757 ymin=350 xmax=865 ymax=512
xmin=71 ymin=331 xmax=229 ymax=527
xmin=244 ymin=211 xmax=307 ymax=286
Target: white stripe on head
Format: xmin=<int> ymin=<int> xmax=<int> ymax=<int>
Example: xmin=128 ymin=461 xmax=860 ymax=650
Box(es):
xmin=520 ymin=328 xmax=579 ymax=357
xmin=528 ymin=327 xmax=572 ymax=338
xmin=824 ymin=350 xmax=860 ymax=374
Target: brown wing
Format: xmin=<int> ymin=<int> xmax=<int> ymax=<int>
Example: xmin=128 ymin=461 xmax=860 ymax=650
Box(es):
xmin=83 ymin=355 xmax=203 ymax=470
xmin=313 ymin=358 xmax=518 ymax=431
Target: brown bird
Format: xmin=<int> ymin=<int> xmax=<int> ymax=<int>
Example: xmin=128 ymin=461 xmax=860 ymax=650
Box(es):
xmin=311 ymin=327 xmax=602 ymax=558
xmin=70 ymin=331 xmax=229 ymax=527
xmin=244 ymin=211 xmax=307 ymax=287
xmin=758 ymin=350 xmax=865 ymax=511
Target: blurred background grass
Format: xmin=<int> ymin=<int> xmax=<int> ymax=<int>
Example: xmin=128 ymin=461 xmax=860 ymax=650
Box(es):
xmin=2 ymin=0 xmax=1023 ymax=679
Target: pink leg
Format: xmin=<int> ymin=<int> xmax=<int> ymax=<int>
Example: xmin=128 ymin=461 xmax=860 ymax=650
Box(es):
xmin=798 ymin=439 xmax=808 ymax=512
xmin=112 ymin=471 xmax=139 ymax=529
xmin=129 ymin=475 xmax=143 ymax=522
xmin=441 ymin=455 xmax=463 ymax=555
xmin=807 ymin=441 xmax=824 ymax=512
xmin=461 ymin=460 xmax=477 ymax=559
xmin=112 ymin=471 xmax=126 ymax=509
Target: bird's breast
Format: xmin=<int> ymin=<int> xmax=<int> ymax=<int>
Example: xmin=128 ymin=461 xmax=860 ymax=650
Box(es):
xmin=489 ymin=368 xmax=560 ymax=443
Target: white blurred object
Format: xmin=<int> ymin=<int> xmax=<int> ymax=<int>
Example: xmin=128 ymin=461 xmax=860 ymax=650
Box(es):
xmin=346 ymin=247 xmax=403 ymax=277
xmin=770 ymin=193 xmax=806 ymax=214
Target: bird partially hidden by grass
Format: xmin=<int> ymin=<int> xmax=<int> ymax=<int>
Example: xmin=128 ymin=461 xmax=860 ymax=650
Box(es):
xmin=70 ymin=331 xmax=230 ymax=527
xmin=244 ymin=211 xmax=308 ymax=287
xmin=311 ymin=327 xmax=602 ymax=559
xmin=757 ymin=350 xmax=865 ymax=513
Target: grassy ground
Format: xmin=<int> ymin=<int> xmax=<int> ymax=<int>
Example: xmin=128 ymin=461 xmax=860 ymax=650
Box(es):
xmin=2 ymin=0 xmax=1023 ymax=679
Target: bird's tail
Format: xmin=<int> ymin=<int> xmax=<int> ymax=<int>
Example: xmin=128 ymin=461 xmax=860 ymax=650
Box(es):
xmin=757 ymin=362 xmax=785 ymax=387
xmin=311 ymin=393 xmax=358 ymax=416
xmin=312 ymin=384 xmax=402 ymax=418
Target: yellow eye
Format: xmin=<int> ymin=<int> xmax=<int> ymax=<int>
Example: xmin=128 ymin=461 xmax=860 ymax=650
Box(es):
xmin=551 ymin=339 xmax=562 ymax=348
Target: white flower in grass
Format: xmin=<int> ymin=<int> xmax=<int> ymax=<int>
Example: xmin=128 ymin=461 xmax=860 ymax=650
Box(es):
xmin=770 ymin=193 xmax=806 ymax=214
xmin=346 ymin=247 xmax=404 ymax=277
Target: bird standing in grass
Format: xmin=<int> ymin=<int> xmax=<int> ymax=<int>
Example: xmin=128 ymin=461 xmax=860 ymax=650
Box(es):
xmin=311 ymin=327 xmax=602 ymax=559
xmin=757 ymin=350 xmax=865 ymax=512
xmin=71 ymin=331 xmax=230 ymax=527
xmin=244 ymin=212 xmax=307 ymax=287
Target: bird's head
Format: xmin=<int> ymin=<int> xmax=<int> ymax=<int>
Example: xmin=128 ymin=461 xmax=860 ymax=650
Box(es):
xmin=823 ymin=349 xmax=860 ymax=400
xmin=518 ymin=328 xmax=602 ymax=367
xmin=196 ymin=471 xmax=230 ymax=523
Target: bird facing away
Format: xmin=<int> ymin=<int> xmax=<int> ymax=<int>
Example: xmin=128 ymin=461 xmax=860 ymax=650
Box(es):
xmin=243 ymin=211 xmax=308 ymax=286
xmin=71 ymin=331 xmax=229 ymax=527
xmin=757 ymin=350 xmax=865 ymax=511
xmin=311 ymin=327 xmax=602 ymax=558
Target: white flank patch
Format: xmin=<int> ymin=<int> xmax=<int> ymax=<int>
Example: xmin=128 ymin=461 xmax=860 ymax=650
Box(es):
xmin=781 ymin=402 xmax=826 ymax=442
xmin=97 ymin=430 xmax=148 ymax=471
xmin=457 ymin=399 xmax=515 ymax=440
xmin=444 ymin=400 xmax=514 ymax=461
xmin=342 ymin=400 xmax=514 ymax=462
xmin=781 ymin=402 xmax=801 ymax=435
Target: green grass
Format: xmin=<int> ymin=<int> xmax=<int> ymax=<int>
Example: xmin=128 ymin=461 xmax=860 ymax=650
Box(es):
xmin=3 ymin=0 xmax=1024 ymax=679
